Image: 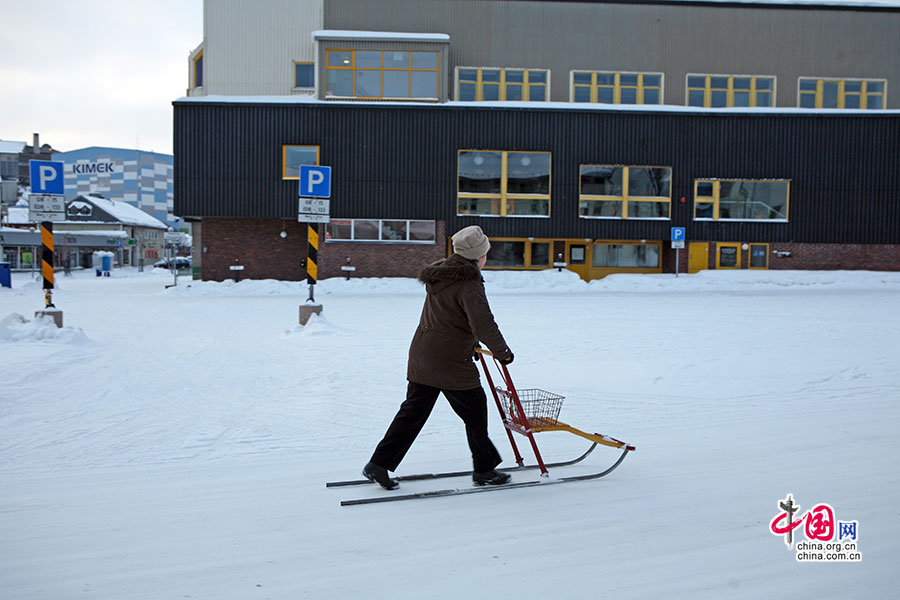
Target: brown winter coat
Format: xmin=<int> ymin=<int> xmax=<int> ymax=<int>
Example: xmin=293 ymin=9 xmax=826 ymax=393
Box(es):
xmin=407 ymin=254 xmax=512 ymax=390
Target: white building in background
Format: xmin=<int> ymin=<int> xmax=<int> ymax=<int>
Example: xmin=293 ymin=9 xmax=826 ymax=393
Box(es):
xmin=51 ymin=146 xmax=179 ymax=230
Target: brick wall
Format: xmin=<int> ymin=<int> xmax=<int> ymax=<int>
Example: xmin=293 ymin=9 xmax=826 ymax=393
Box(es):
xmin=201 ymin=218 xmax=448 ymax=281
xmin=320 ymin=221 xmax=448 ymax=279
xmin=667 ymin=241 xmax=900 ymax=273
xmin=764 ymin=243 xmax=900 ymax=271
xmin=201 ymin=217 xmax=308 ymax=281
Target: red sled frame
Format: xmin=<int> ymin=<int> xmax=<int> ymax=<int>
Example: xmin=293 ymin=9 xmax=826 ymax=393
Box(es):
xmin=477 ymin=349 xmax=636 ymax=478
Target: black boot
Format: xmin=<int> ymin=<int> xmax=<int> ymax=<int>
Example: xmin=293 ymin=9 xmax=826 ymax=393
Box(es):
xmin=363 ymin=461 xmax=399 ymax=490
xmin=472 ymin=469 xmax=511 ymax=486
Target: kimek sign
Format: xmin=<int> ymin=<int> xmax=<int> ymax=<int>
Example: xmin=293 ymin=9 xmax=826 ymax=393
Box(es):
xmin=70 ymin=161 xmax=120 ymax=175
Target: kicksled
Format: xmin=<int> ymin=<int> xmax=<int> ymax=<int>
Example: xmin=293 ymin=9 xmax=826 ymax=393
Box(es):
xmin=328 ymin=349 xmax=635 ymax=506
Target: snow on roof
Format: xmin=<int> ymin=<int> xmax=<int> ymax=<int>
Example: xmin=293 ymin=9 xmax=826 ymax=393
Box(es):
xmin=0 ymin=139 xmax=26 ymax=154
xmin=312 ymin=30 xmax=450 ymax=42
xmin=7 ymin=197 xmax=167 ymax=229
xmin=175 ymin=94 xmax=900 ymax=116
xmin=79 ymin=195 xmax=167 ymax=230
xmin=6 ymin=206 xmax=30 ymax=225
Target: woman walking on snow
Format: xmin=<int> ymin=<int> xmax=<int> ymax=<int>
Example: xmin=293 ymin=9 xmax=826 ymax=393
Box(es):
xmin=363 ymin=225 xmax=515 ymax=490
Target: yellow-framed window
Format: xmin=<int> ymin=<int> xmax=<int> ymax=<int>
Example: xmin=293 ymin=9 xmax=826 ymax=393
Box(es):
xmin=282 ymin=145 xmax=320 ymax=180
xmin=798 ymin=77 xmax=886 ymax=109
xmin=325 ymin=49 xmax=439 ymax=99
xmin=579 ymin=165 xmax=671 ymax=219
xmin=694 ymin=179 xmax=790 ymax=221
xmin=686 ymin=74 xmax=775 ymax=107
xmin=483 ymin=237 xmax=555 ymax=269
xmin=456 ymin=68 xmax=548 ymax=101
xmin=571 ymin=71 xmax=663 ymax=104
xmin=457 ymin=150 xmax=551 ymax=217
xmin=591 ymin=240 xmax=662 ymax=269
xmin=749 ymin=243 xmax=769 ymax=269
xmin=294 ymin=62 xmax=314 ymax=88
xmin=193 ymin=51 xmax=204 ymax=89
xmin=716 ymin=243 xmax=742 ymax=269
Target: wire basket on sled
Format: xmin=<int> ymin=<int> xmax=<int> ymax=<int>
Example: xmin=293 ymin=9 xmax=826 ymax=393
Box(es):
xmin=495 ymin=387 xmax=564 ymax=430
xmin=477 ymin=348 xmax=635 ymax=479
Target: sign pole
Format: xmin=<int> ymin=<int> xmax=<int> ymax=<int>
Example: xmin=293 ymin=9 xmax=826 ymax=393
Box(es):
xmin=297 ymin=165 xmax=331 ymax=326
xmin=307 ymin=224 xmax=318 ymax=302
xmin=42 ymin=221 xmax=55 ymax=306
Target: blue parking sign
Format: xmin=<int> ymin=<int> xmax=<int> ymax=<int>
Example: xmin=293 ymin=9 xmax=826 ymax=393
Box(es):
xmin=671 ymin=227 xmax=686 ymax=242
xmin=30 ymin=160 xmax=65 ymax=195
xmin=299 ymin=165 xmax=332 ymax=198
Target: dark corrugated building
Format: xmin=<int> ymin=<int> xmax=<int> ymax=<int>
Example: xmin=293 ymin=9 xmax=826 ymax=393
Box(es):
xmin=175 ymin=0 xmax=900 ymax=281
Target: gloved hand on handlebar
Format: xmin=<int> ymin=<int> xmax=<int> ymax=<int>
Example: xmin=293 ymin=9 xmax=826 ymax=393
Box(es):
xmin=499 ymin=350 xmax=514 ymax=365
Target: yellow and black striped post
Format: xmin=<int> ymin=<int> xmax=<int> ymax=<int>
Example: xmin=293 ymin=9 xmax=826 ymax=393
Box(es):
xmin=306 ymin=224 xmax=318 ymax=301
xmin=42 ymin=221 xmax=55 ymax=307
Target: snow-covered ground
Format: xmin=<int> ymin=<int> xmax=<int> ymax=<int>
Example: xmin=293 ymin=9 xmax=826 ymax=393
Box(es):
xmin=1 ymin=267 xmax=898 ymax=599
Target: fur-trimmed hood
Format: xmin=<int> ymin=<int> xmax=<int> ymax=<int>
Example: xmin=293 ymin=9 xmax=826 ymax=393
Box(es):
xmin=418 ymin=254 xmax=483 ymax=293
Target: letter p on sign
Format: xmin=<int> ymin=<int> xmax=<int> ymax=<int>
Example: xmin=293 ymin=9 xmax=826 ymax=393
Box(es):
xmin=30 ymin=160 xmax=65 ymax=195
xmin=299 ymin=165 xmax=332 ymax=198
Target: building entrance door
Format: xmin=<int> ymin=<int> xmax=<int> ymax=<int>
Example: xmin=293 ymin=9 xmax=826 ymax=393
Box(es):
xmin=566 ymin=242 xmax=589 ymax=281
xmin=688 ymin=242 xmax=709 ymax=273
xmin=717 ymin=243 xmax=741 ymax=269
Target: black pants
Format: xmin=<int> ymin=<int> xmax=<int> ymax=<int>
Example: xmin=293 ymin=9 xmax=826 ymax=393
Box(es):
xmin=371 ymin=382 xmax=502 ymax=473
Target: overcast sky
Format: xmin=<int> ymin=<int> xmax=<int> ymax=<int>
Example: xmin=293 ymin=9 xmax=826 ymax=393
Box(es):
xmin=1 ymin=0 xmax=202 ymax=156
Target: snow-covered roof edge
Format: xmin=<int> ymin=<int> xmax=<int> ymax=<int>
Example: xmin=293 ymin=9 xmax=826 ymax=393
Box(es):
xmin=0 ymin=140 xmax=27 ymax=154
xmin=174 ymin=95 xmax=900 ymax=116
xmin=312 ymin=30 xmax=450 ymax=42
xmin=78 ymin=195 xmax=167 ymax=230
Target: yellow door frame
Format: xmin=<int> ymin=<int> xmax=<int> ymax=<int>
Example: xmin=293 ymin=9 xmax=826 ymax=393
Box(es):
xmin=749 ymin=243 xmax=770 ymax=269
xmin=688 ymin=242 xmax=709 ymax=273
xmin=566 ymin=241 xmax=590 ymax=281
xmin=716 ymin=242 xmax=742 ymax=269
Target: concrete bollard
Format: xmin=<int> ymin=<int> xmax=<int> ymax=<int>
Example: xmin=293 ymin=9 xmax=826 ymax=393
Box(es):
xmin=35 ymin=309 xmax=63 ymax=328
xmin=299 ymin=303 xmax=323 ymax=325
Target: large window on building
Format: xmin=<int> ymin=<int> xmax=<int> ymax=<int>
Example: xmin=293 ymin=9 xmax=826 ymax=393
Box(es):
xmin=458 ymin=151 xmax=551 ymax=217
xmin=686 ymin=74 xmax=775 ymax=107
xmin=484 ymin=238 xmax=553 ymax=269
xmin=571 ymin=71 xmax=662 ymax=104
xmin=592 ymin=242 xmax=661 ymax=268
xmin=579 ymin=165 xmax=671 ymax=219
xmin=694 ymin=179 xmax=790 ymax=221
xmin=282 ymin=145 xmax=320 ymax=180
xmin=456 ymin=68 xmax=549 ymax=101
xmin=325 ymin=219 xmax=436 ymax=243
xmin=325 ymin=50 xmax=439 ymax=99
xmin=797 ymin=77 xmax=886 ymax=109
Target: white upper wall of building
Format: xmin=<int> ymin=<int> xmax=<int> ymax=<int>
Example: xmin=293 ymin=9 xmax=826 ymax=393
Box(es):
xmin=198 ymin=0 xmax=323 ymax=96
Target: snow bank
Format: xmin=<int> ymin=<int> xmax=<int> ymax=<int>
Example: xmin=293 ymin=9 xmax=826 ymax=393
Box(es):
xmin=0 ymin=312 xmax=89 ymax=344
xmin=160 ymin=269 xmax=900 ymax=298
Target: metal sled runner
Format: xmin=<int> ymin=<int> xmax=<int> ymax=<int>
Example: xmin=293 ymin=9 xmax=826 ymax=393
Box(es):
xmin=328 ymin=350 xmax=635 ymax=505
xmin=476 ymin=348 xmax=635 ymax=480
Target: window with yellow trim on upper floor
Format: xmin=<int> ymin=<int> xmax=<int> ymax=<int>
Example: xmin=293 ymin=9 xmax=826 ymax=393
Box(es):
xmin=325 ymin=49 xmax=439 ymax=99
xmin=579 ymin=165 xmax=671 ymax=220
xmin=694 ymin=179 xmax=790 ymax=221
xmin=686 ymin=74 xmax=775 ymax=107
xmin=457 ymin=150 xmax=551 ymax=217
xmin=456 ymin=68 xmax=549 ymax=101
xmin=193 ymin=51 xmax=203 ymax=89
xmin=571 ymin=71 xmax=662 ymax=104
xmin=798 ymin=77 xmax=886 ymax=109
xmin=282 ymin=145 xmax=320 ymax=180
xmin=294 ymin=62 xmax=314 ymax=89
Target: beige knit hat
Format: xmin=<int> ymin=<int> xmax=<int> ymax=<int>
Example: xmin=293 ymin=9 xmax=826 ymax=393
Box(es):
xmin=451 ymin=225 xmax=491 ymax=260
